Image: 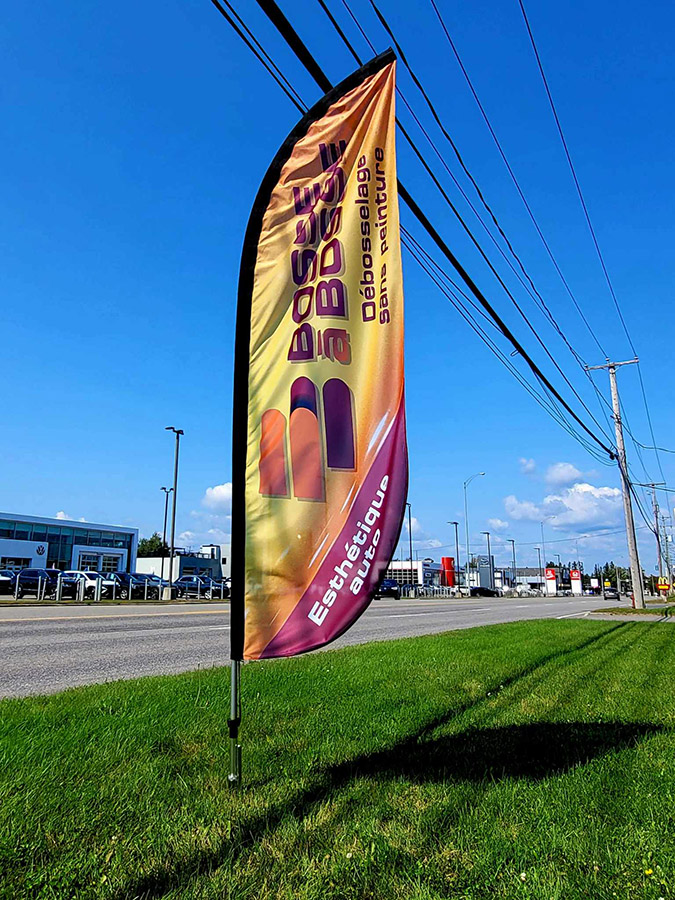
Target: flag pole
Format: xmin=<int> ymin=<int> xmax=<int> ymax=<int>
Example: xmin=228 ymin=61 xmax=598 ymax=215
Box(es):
xmin=228 ymin=659 xmax=242 ymax=786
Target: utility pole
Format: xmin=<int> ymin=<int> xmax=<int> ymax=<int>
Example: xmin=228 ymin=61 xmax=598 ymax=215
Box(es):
xmin=647 ymin=483 xmax=665 ymax=581
xmin=661 ymin=514 xmax=672 ymax=590
xmin=508 ymin=538 xmax=517 ymax=591
xmin=586 ymin=359 xmax=645 ymax=608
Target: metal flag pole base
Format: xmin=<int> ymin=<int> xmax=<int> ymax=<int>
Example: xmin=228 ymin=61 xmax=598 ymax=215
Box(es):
xmin=228 ymin=659 xmax=242 ymax=787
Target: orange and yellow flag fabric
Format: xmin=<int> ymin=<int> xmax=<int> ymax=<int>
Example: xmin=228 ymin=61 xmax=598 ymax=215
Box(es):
xmin=231 ymin=51 xmax=407 ymax=660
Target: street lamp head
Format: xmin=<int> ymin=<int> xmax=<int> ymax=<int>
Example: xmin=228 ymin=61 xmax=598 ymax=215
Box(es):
xmin=448 ymin=520 xmax=458 ymax=525
xmin=464 ymin=471 xmax=486 ymax=488
xmin=165 ymin=426 xmax=185 ymax=435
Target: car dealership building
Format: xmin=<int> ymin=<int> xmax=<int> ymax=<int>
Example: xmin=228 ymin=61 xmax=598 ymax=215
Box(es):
xmin=0 ymin=512 xmax=138 ymax=573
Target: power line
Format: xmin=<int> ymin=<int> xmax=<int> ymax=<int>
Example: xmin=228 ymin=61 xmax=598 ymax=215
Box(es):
xmin=213 ymin=0 xmax=617 ymax=464
xmin=361 ymin=0 xmax=618 ymax=430
xmin=517 ymin=0 xmax=668 ymax=486
xmin=400 ymin=228 xmax=611 ymax=460
xmin=314 ymin=0 xmax=616 ymax=449
xmin=400 ymin=228 xmax=612 ymax=463
xmin=424 ymin=0 xmax=622 ymax=450
xmin=428 ymin=0 xmax=607 ymax=359
xmin=207 ymin=0 xmax=306 ymax=113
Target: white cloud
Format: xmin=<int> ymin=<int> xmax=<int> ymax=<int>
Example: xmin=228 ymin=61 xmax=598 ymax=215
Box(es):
xmin=505 ymin=482 xmax=623 ymax=530
xmin=55 ymin=511 xmax=86 ymax=522
xmin=488 ymin=517 xmax=509 ymax=531
xmin=416 ymin=538 xmax=443 ymax=550
xmin=542 ymin=483 xmax=622 ymax=528
xmin=205 ymin=527 xmax=230 ymax=543
xmin=178 ymin=530 xmax=197 ymax=545
xmin=201 ymin=482 xmax=232 ymax=512
xmin=403 ymin=516 xmax=425 ymax=536
xmin=504 ymin=495 xmax=541 ymax=521
xmin=519 ymin=458 xmax=536 ymax=475
xmin=402 ymin=516 xmax=441 ymax=550
xmin=545 ymin=462 xmax=584 ymax=486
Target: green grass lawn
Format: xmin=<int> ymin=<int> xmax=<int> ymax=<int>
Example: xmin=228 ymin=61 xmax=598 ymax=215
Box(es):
xmin=593 ymin=604 xmax=674 ymax=616
xmin=1 ymin=619 xmax=674 ymax=899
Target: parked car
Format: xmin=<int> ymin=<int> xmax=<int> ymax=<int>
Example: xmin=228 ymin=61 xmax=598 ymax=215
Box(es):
xmin=142 ymin=574 xmax=185 ymax=599
xmin=0 ymin=569 xmax=16 ymax=595
xmin=86 ymin=571 xmax=119 ymax=596
xmin=14 ymin=568 xmax=78 ymax=600
xmin=173 ymin=575 xmax=219 ymax=599
xmin=470 ymin=587 xmax=499 ymax=598
xmin=63 ymin=570 xmax=112 ymax=599
xmin=130 ymin=573 xmax=163 ymax=599
xmin=109 ymin=572 xmax=154 ymax=600
xmin=200 ymin=577 xmax=230 ymax=599
xmin=376 ymin=578 xmax=400 ymax=599
xmin=603 ymin=587 xmax=620 ymax=601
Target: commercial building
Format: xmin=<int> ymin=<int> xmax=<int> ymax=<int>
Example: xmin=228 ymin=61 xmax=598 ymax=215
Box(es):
xmin=382 ymin=559 xmax=442 ymax=588
xmin=0 ymin=513 xmax=138 ymax=572
xmin=135 ymin=545 xmax=224 ymax=581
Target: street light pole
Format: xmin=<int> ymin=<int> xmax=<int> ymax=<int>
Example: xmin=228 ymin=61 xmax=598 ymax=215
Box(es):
xmin=481 ymin=531 xmax=493 ymax=589
xmin=406 ymin=502 xmax=413 ymax=596
xmin=463 ymin=472 xmax=485 ymax=591
xmin=448 ymin=521 xmax=460 ymax=592
xmin=508 ymin=538 xmax=517 ymax=591
xmin=165 ymin=427 xmax=184 ymax=593
xmin=535 ymin=546 xmax=543 ymax=594
xmin=160 ymin=486 xmax=173 ymax=584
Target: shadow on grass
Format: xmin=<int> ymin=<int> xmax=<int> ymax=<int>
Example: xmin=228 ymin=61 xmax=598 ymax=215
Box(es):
xmin=350 ymin=720 xmax=663 ymax=783
xmin=116 ymin=622 xmax=652 ymax=899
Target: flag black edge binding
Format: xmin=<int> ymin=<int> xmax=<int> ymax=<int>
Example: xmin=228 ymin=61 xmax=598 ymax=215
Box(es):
xmin=230 ymin=48 xmax=396 ymax=662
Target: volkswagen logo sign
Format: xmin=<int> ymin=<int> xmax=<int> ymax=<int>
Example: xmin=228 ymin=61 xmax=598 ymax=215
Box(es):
xmin=36 ymin=545 xmax=46 ymax=556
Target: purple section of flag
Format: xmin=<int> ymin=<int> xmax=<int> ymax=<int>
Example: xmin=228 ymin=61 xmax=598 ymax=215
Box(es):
xmin=323 ymin=378 xmax=355 ymax=470
xmin=290 ymin=376 xmax=318 ymax=415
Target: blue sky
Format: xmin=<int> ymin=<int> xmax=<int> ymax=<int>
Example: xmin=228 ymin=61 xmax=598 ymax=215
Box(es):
xmin=3 ymin=0 xmax=674 ymax=574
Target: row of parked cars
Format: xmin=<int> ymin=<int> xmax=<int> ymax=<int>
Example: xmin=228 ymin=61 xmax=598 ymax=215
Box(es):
xmin=0 ymin=568 xmax=230 ymax=601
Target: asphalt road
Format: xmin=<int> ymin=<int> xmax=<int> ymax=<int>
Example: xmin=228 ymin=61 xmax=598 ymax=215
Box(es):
xmin=0 ymin=595 xmax=601 ymax=698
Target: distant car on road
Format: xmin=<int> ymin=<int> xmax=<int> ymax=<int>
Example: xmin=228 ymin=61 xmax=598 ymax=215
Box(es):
xmin=603 ymin=587 xmax=620 ymax=601
xmin=376 ymin=578 xmax=400 ymax=599
xmin=470 ymin=587 xmax=500 ymax=598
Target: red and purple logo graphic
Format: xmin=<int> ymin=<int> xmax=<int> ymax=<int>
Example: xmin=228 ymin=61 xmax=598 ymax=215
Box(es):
xmin=259 ymin=376 xmax=355 ymax=501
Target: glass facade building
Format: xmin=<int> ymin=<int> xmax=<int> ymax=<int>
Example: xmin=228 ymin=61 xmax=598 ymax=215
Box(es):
xmin=0 ymin=514 xmax=138 ymax=572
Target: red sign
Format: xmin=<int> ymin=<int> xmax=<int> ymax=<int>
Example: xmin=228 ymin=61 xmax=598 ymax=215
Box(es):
xmin=545 ymin=568 xmax=556 ymax=580
xmin=440 ymin=557 xmax=455 ymax=587
xmin=570 ymin=569 xmax=580 ymax=579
